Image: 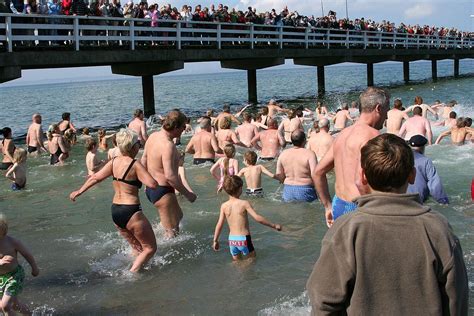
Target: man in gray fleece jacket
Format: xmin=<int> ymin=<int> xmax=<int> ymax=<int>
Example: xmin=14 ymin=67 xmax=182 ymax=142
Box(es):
xmin=307 ymin=134 xmax=468 ymax=315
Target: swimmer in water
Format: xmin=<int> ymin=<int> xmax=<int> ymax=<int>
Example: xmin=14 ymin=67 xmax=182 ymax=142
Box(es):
xmin=70 ymin=129 xmax=159 ymax=273
xmin=97 ymin=129 xmax=115 ymax=151
xmin=0 ymin=214 xmax=39 ymax=315
xmin=176 ymin=151 xmax=194 ymax=195
xmin=47 ymin=124 xmax=70 ymax=165
xmin=5 ymin=148 xmax=27 ymax=191
xmin=250 ymin=118 xmax=285 ymax=161
xmin=435 ymin=117 xmax=473 ymax=146
xmin=85 ymin=138 xmax=106 ymax=176
xmin=26 ymin=114 xmax=47 ymax=155
xmin=128 ymin=109 xmax=148 ymax=147
xmin=212 ymin=175 xmax=281 ymax=261
xmin=306 ymin=119 xmax=334 ymax=162
xmin=0 ymin=128 xmax=15 ymax=171
xmin=210 ymin=144 xmax=239 ymax=193
xmin=237 ymin=150 xmax=280 ymax=197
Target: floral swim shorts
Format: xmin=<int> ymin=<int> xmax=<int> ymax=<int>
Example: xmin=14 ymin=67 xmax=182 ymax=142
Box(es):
xmin=0 ymin=265 xmax=25 ymax=297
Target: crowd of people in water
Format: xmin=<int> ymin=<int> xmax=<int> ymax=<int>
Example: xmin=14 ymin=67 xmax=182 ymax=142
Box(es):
xmin=0 ymin=87 xmax=472 ymax=314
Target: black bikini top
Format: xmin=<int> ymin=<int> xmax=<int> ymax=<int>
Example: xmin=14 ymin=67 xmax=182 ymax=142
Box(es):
xmin=112 ymin=158 xmax=142 ymax=189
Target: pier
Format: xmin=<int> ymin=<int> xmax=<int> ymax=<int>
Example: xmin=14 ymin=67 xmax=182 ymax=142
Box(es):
xmin=1 ymin=14 xmax=473 ymax=115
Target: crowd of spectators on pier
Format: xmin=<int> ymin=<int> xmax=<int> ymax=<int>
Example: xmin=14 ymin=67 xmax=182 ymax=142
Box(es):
xmin=0 ymin=0 xmax=473 ymax=40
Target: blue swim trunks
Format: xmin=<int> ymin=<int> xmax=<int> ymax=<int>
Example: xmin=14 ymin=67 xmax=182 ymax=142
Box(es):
xmin=282 ymin=184 xmax=318 ymax=202
xmin=228 ymin=235 xmax=254 ymax=257
xmin=332 ymin=195 xmax=357 ymax=221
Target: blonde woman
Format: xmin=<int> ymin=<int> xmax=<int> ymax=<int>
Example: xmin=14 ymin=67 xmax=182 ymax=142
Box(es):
xmin=70 ymin=129 xmax=158 ymax=273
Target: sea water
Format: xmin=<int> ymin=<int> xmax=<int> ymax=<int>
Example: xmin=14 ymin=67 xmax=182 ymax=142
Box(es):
xmin=0 ymin=60 xmax=473 ymax=314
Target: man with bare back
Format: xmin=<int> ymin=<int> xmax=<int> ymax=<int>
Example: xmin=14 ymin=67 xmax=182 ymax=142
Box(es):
xmin=186 ymin=116 xmax=221 ymax=165
xmin=386 ymin=99 xmax=409 ymax=134
xmin=399 ymin=106 xmax=433 ymax=145
xmin=142 ymin=110 xmax=197 ymax=238
xmin=250 ymin=118 xmax=285 ymax=161
xmin=128 ymin=109 xmax=148 ymax=147
xmin=235 ymin=112 xmax=259 ymax=147
xmin=26 ymin=114 xmax=46 ymax=155
xmin=315 ymin=87 xmax=390 ymax=227
xmin=307 ymin=118 xmax=333 ymax=162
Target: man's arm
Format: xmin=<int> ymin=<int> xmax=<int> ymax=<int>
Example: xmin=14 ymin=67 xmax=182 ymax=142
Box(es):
xmin=230 ymin=132 xmax=247 ymax=148
xmin=398 ymin=121 xmax=407 ymax=139
xmin=425 ymin=160 xmax=449 ymax=204
xmin=274 ymin=156 xmax=286 ymax=183
xmin=140 ymin=121 xmax=148 ymax=141
xmin=435 ymin=130 xmax=451 ymax=145
xmin=210 ymin=134 xmax=222 ymax=154
xmin=314 ymin=145 xmax=335 ymax=227
xmin=163 ymin=145 xmax=195 ymax=201
xmin=230 ymin=115 xmax=241 ymax=125
xmin=425 ymin=120 xmax=433 ymax=145
xmin=37 ymin=127 xmax=46 ymax=151
xmin=250 ymin=133 xmax=261 ymax=150
xmin=185 ymin=137 xmax=195 ymax=154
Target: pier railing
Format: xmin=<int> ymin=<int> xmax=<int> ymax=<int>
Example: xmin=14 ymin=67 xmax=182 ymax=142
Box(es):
xmin=0 ymin=13 xmax=473 ymax=52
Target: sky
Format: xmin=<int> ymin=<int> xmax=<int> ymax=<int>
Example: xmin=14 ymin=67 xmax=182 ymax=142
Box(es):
xmin=3 ymin=0 xmax=474 ymax=86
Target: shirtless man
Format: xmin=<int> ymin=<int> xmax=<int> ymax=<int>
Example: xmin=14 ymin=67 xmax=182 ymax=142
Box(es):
xmin=399 ymin=106 xmax=433 ymax=145
xmin=267 ymin=99 xmax=290 ymax=118
xmin=306 ymin=119 xmax=333 ymax=162
xmin=275 ymin=130 xmax=318 ymax=202
xmin=386 ymin=99 xmax=409 ymax=134
xmin=332 ymin=104 xmax=354 ymax=133
xmin=432 ymin=100 xmax=456 ymax=119
xmin=142 ymin=110 xmax=197 ymax=238
xmin=214 ymin=104 xmax=241 ymax=130
xmin=128 ymin=109 xmax=148 ymax=146
xmin=435 ymin=117 xmax=473 ymax=146
xmin=404 ymin=96 xmax=438 ymax=119
xmin=235 ymin=112 xmax=259 ymax=147
xmin=278 ymin=109 xmax=303 ymax=144
xmin=434 ymin=111 xmax=457 ymax=128
xmin=26 ymin=113 xmax=46 ymax=155
xmin=315 ymin=87 xmax=390 ymax=227
xmin=186 ymin=117 xmax=221 ymax=165
xmin=250 ymin=118 xmax=285 ymax=161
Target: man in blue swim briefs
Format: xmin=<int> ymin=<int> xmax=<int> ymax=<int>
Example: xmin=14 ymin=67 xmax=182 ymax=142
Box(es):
xmin=275 ymin=129 xmax=319 ymax=203
xmin=315 ymin=87 xmax=391 ymax=227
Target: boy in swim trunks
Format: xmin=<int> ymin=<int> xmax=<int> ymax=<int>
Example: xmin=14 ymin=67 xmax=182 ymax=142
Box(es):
xmin=5 ymin=148 xmax=27 ymax=191
xmin=212 ymin=175 xmax=282 ymax=260
xmin=237 ymin=151 xmax=280 ymax=197
xmin=0 ymin=214 xmax=39 ymax=314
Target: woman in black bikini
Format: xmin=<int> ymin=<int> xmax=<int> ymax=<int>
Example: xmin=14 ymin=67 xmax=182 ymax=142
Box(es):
xmin=0 ymin=127 xmax=15 ymax=170
xmin=47 ymin=124 xmax=70 ymax=165
xmin=58 ymin=112 xmax=77 ymax=135
xmin=69 ymin=129 xmax=158 ymax=273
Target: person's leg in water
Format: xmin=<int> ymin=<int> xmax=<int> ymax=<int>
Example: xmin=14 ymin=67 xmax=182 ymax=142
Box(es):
xmin=154 ymin=193 xmax=183 ymax=239
xmin=118 ymin=212 xmax=157 ymax=272
xmin=1 ymin=294 xmax=31 ymax=315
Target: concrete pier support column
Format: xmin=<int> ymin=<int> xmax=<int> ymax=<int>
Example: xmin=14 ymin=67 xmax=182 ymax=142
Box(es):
xmin=431 ymin=60 xmax=438 ymax=81
xmin=111 ymin=61 xmax=184 ymax=117
xmin=403 ymin=61 xmax=410 ymax=84
xmin=142 ymin=75 xmax=155 ymax=117
xmin=221 ymin=58 xmax=284 ymax=104
xmin=454 ymin=59 xmax=459 ymax=78
xmin=247 ymin=69 xmax=257 ymax=104
xmin=317 ymin=66 xmax=325 ymax=96
xmin=367 ymin=63 xmax=374 ymax=87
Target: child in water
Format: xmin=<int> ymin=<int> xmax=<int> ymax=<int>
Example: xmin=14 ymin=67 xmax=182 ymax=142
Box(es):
xmin=210 ymin=144 xmax=239 ymax=193
xmin=237 ymin=150 xmax=280 ymax=197
xmin=0 ymin=214 xmax=39 ymax=314
xmin=5 ymin=148 xmax=27 ymax=191
xmin=212 ymin=175 xmax=281 ymax=260
xmin=176 ymin=151 xmax=194 ymax=195
xmin=85 ymin=138 xmax=105 ymax=176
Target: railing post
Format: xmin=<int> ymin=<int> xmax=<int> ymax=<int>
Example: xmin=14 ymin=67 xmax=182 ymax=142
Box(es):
xmin=378 ymin=32 xmax=382 ymax=49
xmin=250 ymin=24 xmax=254 ymax=49
xmin=304 ymin=27 xmax=309 ymax=49
xmin=73 ymin=17 xmax=79 ymax=51
xmin=130 ymin=20 xmax=135 ymax=50
xmin=393 ymin=32 xmax=396 ymax=48
xmin=405 ymin=33 xmax=408 ymax=49
xmin=437 ymin=35 xmax=440 ymax=49
xmin=217 ymin=23 xmax=221 ymax=49
xmin=346 ymin=30 xmax=349 ymax=48
xmin=176 ymin=21 xmax=181 ymax=50
xmin=327 ymin=29 xmax=330 ymax=49
xmin=416 ymin=35 xmax=420 ymax=49
xmin=278 ymin=26 xmax=283 ymax=49
xmin=5 ymin=15 xmax=13 ymax=53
